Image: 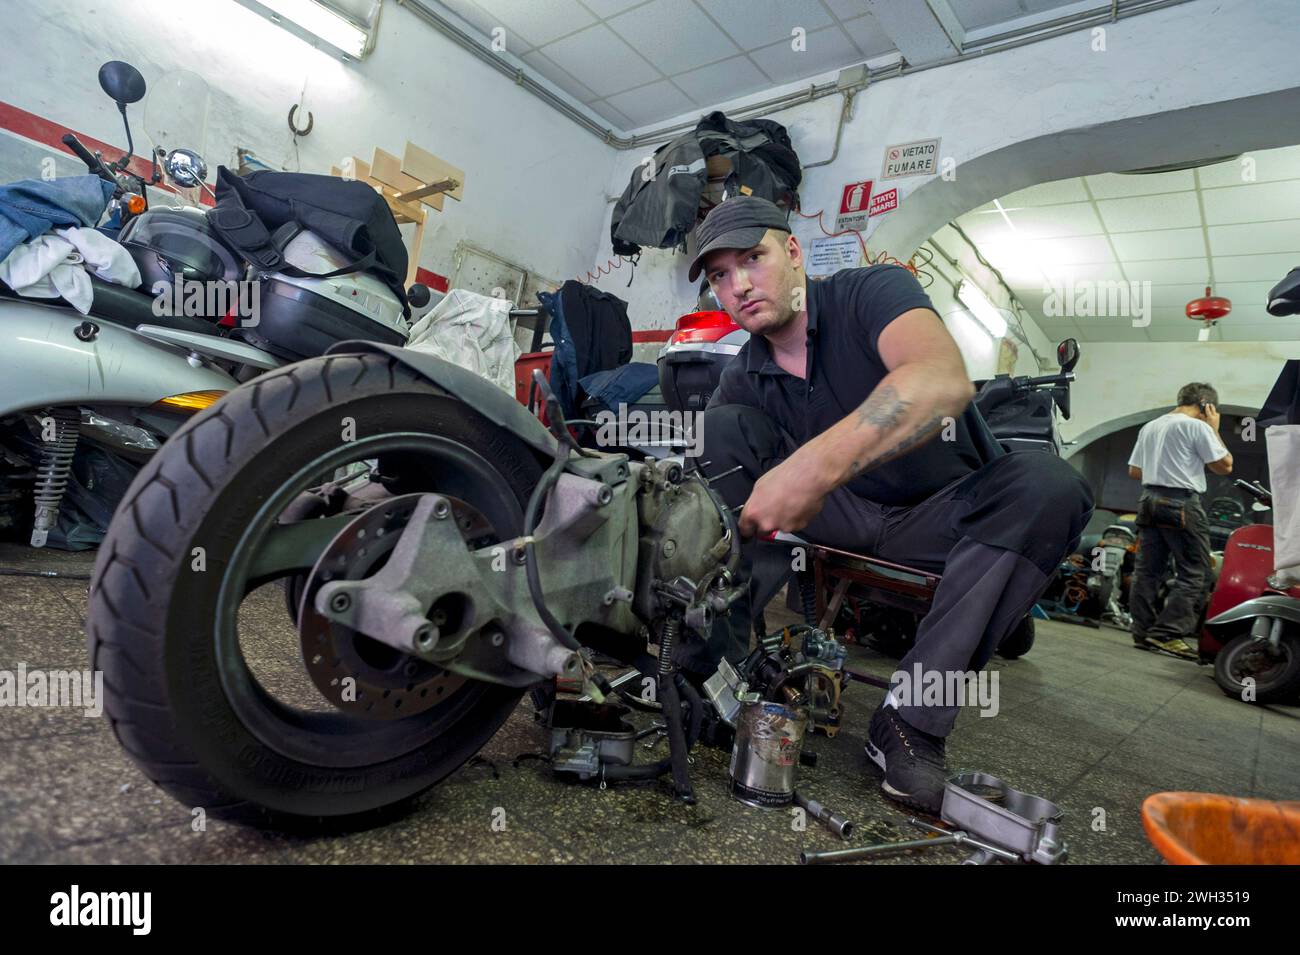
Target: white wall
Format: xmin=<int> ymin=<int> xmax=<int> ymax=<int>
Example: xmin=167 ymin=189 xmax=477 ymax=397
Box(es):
xmin=1 ymin=0 xmax=619 ymax=288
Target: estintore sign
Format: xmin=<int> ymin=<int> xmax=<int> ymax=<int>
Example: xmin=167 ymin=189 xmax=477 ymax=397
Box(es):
xmin=881 ymin=139 xmax=940 ymax=180
xmin=839 ymin=179 xmax=872 ymax=214
xmin=835 ymin=179 xmax=873 ymax=232
xmin=868 ymin=188 xmax=898 ymax=217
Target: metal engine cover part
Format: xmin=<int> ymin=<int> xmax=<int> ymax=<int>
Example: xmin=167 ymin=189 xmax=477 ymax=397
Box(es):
xmin=632 ymin=458 xmax=739 ymax=631
xmin=305 ymin=455 xmax=739 ymax=688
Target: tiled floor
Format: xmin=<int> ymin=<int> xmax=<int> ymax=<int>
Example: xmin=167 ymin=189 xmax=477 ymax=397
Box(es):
xmin=0 ymin=542 xmax=1295 ymax=864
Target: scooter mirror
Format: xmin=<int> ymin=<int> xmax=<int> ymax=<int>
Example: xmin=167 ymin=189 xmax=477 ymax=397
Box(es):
xmin=98 ymin=61 xmax=147 ymax=106
xmin=1057 ymin=338 xmax=1079 ymax=372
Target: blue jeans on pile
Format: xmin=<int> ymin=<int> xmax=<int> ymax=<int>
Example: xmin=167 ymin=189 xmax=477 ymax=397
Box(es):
xmin=0 ymin=175 xmax=115 ymax=261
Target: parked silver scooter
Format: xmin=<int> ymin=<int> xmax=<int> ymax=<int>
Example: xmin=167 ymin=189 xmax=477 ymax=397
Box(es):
xmin=0 ymin=62 xmax=281 ymax=546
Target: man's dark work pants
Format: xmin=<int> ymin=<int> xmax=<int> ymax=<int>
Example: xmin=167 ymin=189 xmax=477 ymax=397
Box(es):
xmin=688 ymin=404 xmax=1094 ymax=738
xmin=1128 ymin=487 xmax=1212 ymax=643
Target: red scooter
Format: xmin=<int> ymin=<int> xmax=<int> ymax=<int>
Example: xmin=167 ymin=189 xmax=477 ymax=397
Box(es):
xmin=1201 ymin=479 xmax=1300 ymax=703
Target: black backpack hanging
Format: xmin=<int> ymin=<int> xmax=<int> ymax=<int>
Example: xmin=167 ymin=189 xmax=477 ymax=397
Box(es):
xmin=609 ymin=110 xmax=802 ymax=257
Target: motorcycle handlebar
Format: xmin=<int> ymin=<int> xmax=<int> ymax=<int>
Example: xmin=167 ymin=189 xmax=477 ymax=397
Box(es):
xmin=1023 ymin=372 xmax=1075 ymax=388
xmin=61 ymin=133 xmax=118 ymax=188
xmin=1234 ymin=478 xmax=1272 ymax=504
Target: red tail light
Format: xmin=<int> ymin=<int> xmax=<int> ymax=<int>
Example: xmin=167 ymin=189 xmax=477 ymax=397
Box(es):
xmin=668 ymin=310 xmax=739 ymax=346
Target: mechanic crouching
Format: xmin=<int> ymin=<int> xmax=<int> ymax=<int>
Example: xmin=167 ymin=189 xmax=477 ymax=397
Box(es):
xmin=683 ymin=197 xmax=1094 ymax=814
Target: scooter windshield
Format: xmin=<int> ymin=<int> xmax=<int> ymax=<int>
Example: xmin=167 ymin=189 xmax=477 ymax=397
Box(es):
xmin=143 ymin=69 xmax=212 ymax=207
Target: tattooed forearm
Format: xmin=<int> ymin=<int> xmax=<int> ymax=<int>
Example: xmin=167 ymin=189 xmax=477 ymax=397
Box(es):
xmin=849 ymin=413 xmax=945 ymax=477
xmin=856 ymin=383 xmax=911 ymax=431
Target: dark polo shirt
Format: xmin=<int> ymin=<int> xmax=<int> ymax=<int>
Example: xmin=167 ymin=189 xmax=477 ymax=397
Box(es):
xmin=707 ymin=264 xmax=983 ymax=507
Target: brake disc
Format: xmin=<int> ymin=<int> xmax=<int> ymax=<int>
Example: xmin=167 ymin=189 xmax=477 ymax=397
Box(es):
xmin=297 ymin=492 xmax=493 ymax=720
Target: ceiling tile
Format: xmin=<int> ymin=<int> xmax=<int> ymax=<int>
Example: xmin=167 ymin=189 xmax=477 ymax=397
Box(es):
xmin=539 ymin=24 xmax=661 ymax=96
xmin=608 ymin=0 xmax=739 ymax=74
xmin=581 ymin=0 xmax=650 ymax=17
xmin=1119 ymin=257 xmax=1209 ymax=285
xmin=697 ymin=0 xmax=832 ymax=50
xmin=748 ymin=25 xmax=860 ymax=84
xmin=1110 ymin=227 xmax=1207 ymax=261
xmin=587 ymin=99 xmax=636 ymax=129
xmin=475 ymin=0 xmax=596 ymax=48
xmin=521 ymin=50 xmax=600 ymax=102
xmin=1085 ymin=169 xmax=1196 ymax=199
xmin=604 ymin=80 xmax=697 ymax=127
xmin=1144 ymin=284 xmax=1220 ymax=312
xmin=1201 ymin=180 xmax=1300 ymax=226
xmin=1004 ymin=202 xmax=1104 ymax=240
xmin=1095 ymin=192 xmax=1203 ymax=233
xmin=1212 ymin=252 xmax=1300 ymax=283
xmin=1218 ymin=322 xmax=1300 ymax=342
xmin=1049 ymin=262 xmax=1130 ymax=283
xmin=994 ymin=260 xmax=1053 ymax=286
xmin=1196 ymin=145 xmax=1300 ymax=188
xmin=1208 ymin=280 xmax=1278 ymax=300
xmin=673 ymin=54 xmax=770 ymax=107
xmin=949 ymin=0 xmax=1078 ymax=31
xmin=824 ymin=0 xmax=869 ymax=20
xmin=1003 ymin=234 xmax=1115 ymax=266
xmin=839 ymin=12 xmax=896 ymax=58
xmin=1001 ymin=178 xmax=1091 ymax=207
xmin=1207 ymin=221 xmax=1300 ymax=257
xmin=1137 ymin=306 xmax=1187 ymax=326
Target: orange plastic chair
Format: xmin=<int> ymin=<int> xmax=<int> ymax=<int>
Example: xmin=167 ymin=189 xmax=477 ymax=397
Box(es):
xmin=1142 ymin=792 xmax=1300 ymax=864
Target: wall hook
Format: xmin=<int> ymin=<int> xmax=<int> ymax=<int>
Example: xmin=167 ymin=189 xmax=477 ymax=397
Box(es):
xmin=288 ymin=103 xmax=314 ymax=138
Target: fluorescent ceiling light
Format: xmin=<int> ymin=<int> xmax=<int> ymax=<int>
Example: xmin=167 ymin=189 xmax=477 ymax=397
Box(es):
xmin=957 ymin=280 xmax=1008 ymax=338
xmin=238 ymin=0 xmax=371 ymax=59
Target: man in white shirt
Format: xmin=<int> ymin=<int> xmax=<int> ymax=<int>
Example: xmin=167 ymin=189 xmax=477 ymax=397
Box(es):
xmin=1126 ymin=383 xmax=1233 ymax=659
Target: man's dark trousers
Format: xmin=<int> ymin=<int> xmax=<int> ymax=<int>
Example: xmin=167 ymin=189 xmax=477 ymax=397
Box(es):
xmin=688 ymin=404 xmax=1094 ymax=738
xmin=1129 ymin=486 xmax=1213 ymax=643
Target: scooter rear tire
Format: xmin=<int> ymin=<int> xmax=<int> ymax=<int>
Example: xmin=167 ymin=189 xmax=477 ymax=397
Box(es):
xmin=88 ymin=353 xmax=544 ymax=830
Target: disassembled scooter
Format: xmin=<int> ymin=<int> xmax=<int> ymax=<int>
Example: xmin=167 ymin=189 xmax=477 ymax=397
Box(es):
xmin=541 ymin=623 xmax=850 ymax=790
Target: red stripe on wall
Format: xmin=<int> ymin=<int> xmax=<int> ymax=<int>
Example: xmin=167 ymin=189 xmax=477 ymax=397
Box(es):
xmin=0 ymin=98 xmax=209 ymax=204
xmin=633 ymin=330 xmax=672 ymax=342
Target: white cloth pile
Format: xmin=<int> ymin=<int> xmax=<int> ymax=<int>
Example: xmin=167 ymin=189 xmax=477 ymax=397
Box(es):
xmin=0 ymin=227 xmax=140 ymax=314
xmin=403 ymin=288 xmax=520 ymax=394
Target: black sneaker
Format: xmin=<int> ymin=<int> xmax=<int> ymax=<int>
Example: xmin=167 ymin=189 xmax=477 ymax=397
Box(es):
xmin=864 ymin=705 xmax=947 ymax=814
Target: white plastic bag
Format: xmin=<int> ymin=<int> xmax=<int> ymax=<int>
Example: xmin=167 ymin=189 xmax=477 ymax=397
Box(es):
xmin=403 ymin=289 xmax=519 ymax=394
xmin=1265 ymin=424 xmax=1300 ymax=584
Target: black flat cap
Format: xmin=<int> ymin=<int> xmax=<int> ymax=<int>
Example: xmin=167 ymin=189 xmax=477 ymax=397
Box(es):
xmin=688 ymin=195 xmax=792 ymax=281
